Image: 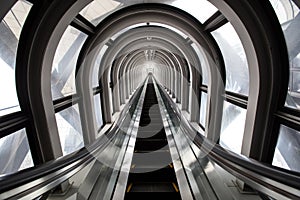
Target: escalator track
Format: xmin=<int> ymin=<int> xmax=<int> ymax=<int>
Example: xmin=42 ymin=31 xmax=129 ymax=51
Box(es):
xmin=125 ymin=77 xmax=181 ymax=199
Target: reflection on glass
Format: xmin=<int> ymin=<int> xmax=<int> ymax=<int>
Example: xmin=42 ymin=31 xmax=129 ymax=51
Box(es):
xmin=55 ymin=104 xmax=84 ymax=155
xmin=0 ymin=0 xmax=32 ymax=116
xmin=151 ymin=22 xmax=188 ymax=39
xmin=199 ymin=92 xmax=207 ymax=127
xmin=80 ymin=0 xmax=121 ymax=26
xmin=212 ymin=23 xmax=249 ymax=96
xmin=0 ymin=128 xmax=34 ymax=175
xmin=269 ymin=0 xmax=299 ymax=24
xmin=172 ymin=0 xmax=217 ymax=23
xmin=51 ymin=26 xmax=88 ymax=100
xmin=272 ymin=125 xmax=300 ymax=173
xmin=111 ymin=23 xmax=146 ymax=40
xmin=191 ymin=43 xmax=209 ymax=85
xmin=92 ymin=45 xmax=108 ymax=87
xmin=270 ymin=0 xmax=300 ymax=109
xmin=94 ymin=94 xmax=103 ymax=129
xmin=220 ymin=101 xmax=247 ymax=154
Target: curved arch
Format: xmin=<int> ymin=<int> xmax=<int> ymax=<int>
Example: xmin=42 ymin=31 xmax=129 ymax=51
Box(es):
xmin=101 ymin=25 xmax=204 ymax=122
xmin=209 ymin=0 xmax=289 ymax=161
xmin=15 ymin=0 xmax=92 ymax=161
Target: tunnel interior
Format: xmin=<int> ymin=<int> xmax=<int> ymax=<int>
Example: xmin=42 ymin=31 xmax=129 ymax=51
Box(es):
xmin=0 ymin=0 xmax=300 ymax=199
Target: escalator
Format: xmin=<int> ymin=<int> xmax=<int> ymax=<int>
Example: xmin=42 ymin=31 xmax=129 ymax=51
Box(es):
xmin=0 ymin=77 xmax=299 ymax=200
xmin=125 ymin=77 xmax=181 ymax=199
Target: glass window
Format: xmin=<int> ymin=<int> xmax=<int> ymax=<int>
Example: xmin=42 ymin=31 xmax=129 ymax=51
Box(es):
xmin=110 ymin=23 xmax=146 ymax=40
xmin=291 ymin=70 xmax=300 ymax=92
xmin=199 ymin=92 xmax=207 ymax=127
xmin=94 ymin=94 xmax=103 ymax=129
xmin=55 ymin=104 xmax=84 ymax=155
xmin=151 ymin=22 xmax=188 ymax=39
xmin=212 ymin=23 xmax=249 ymax=96
xmin=272 ymin=125 xmax=300 ymax=173
xmin=220 ymin=101 xmax=247 ymax=154
xmin=92 ymin=45 xmax=108 ymax=88
xmin=269 ymin=0 xmax=299 ymax=24
xmin=172 ymin=0 xmax=218 ymax=23
xmin=51 ymin=26 xmax=88 ymax=100
xmin=270 ymin=0 xmax=300 ymax=110
xmin=80 ymin=0 xmax=121 ymax=26
xmin=0 ymin=128 xmax=34 ymax=175
xmin=191 ymin=43 xmax=209 ymax=85
xmin=0 ymin=0 xmax=32 ymax=116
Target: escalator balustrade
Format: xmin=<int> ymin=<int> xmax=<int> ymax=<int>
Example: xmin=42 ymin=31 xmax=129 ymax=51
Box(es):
xmin=125 ymin=77 xmax=181 ymax=199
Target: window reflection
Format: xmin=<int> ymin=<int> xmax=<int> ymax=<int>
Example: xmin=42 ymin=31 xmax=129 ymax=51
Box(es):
xmin=51 ymin=26 xmax=88 ymax=100
xmin=199 ymin=92 xmax=207 ymax=127
xmin=151 ymin=23 xmax=188 ymax=39
xmin=0 ymin=128 xmax=34 ymax=175
xmin=272 ymin=125 xmax=300 ymax=173
xmin=92 ymin=45 xmax=108 ymax=88
xmin=212 ymin=23 xmax=249 ymax=96
xmin=80 ymin=0 xmax=121 ymax=26
xmin=172 ymin=0 xmax=217 ymax=23
xmin=220 ymin=101 xmax=247 ymax=154
xmin=0 ymin=0 xmax=32 ymax=116
xmin=94 ymin=94 xmax=103 ymax=129
xmin=191 ymin=43 xmax=209 ymax=85
xmin=55 ymin=104 xmax=84 ymax=155
xmin=270 ymin=0 xmax=300 ymax=109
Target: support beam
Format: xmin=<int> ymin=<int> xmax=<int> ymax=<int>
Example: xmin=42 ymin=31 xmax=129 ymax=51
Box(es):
xmin=203 ymin=11 xmax=228 ymax=32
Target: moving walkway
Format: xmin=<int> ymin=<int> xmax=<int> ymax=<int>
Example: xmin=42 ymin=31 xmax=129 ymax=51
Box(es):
xmin=0 ymin=76 xmax=299 ymax=200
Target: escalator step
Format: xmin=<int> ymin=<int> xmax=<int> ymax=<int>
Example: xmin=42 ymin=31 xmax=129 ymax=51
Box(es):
xmin=128 ymin=182 xmax=178 ymax=192
xmin=125 ymin=78 xmax=181 ymax=199
xmin=125 ymin=192 xmax=181 ymax=199
xmin=128 ymin=167 xmax=177 ymax=182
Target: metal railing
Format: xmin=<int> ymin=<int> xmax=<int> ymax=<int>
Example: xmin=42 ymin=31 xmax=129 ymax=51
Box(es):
xmin=157 ymin=83 xmax=300 ymax=200
xmin=0 ymin=84 xmax=144 ymax=199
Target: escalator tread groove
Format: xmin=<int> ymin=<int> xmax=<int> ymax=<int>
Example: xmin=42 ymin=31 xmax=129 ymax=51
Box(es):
xmin=125 ymin=77 xmax=181 ymax=199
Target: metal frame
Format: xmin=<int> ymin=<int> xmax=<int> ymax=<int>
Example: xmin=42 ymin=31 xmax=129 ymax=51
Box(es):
xmin=76 ymin=3 xmax=225 ymax=149
xmin=103 ymin=25 xmax=198 ymax=118
xmin=0 ymin=0 xmax=298 ymax=198
xmin=159 ymin=80 xmax=300 ymax=200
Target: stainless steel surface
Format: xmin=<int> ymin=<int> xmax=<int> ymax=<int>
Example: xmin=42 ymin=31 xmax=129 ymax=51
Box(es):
xmin=153 ymin=79 xmax=194 ymax=200
xmin=0 ymin=84 xmax=145 ymax=200
xmin=1 ymin=77 xmax=299 ymax=200
xmin=112 ymin=77 xmax=149 ymax=200
xmin=157 ymin=81 xmax=300 ymax=200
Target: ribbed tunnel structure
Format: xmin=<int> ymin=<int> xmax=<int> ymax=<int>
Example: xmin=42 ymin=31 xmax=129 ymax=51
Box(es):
xmin=0 ymin=0 xmax=300 ymax=199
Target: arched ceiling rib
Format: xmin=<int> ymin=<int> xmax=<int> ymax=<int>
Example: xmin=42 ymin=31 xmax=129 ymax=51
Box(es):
xmin=99 ymin=25 xmax=205 ymax=89
xmin=77 ymin=3 xmax=225 ymax=85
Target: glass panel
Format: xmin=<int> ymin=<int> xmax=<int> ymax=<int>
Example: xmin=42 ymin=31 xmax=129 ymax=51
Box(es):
xmin=199 ymin=92 xmax=207 ymax=127
xmin=172 ymin=0 xmax=218 ymax=23
xmin=55 ymin=104 xmax=84 ymax=155
xmin=79 ymin=0 xmax=121 ymax=26
xmin=220 ymin=101 xmax=247 ymax=154
xmin=151 ymin=22 xmax=188 ymax=39
xmin=269 ymin=0 xmax=299 ymax=24
xmin=191 ymin=43 xmax=209 ymax=85
xmin=92 ymin=45 xmax=108 ymax=88
xmin=94 ymin=94 xmax=103 ymax=128
xmin=269 ymin=0 xmax=300 ymax=109
xmin=0 ymin=128 xmax=34 ymax=175
xmin=111 ymin=23 xmax=146 ymax=40
xmin=51 ymin=26 xmax=88 ymax=100
xmin=0 ymin=0 xmax=32 ymax=116
xmin=212 ymin=23 xmax=249 ymax=96
xmin=272 ymin=125 xmax=300 ymax=173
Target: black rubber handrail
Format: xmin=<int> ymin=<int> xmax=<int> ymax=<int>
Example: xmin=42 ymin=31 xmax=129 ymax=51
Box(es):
xmin=157 ymin=83 xmax=300 ymax=198
xmin=0 ymin=84 xmax=144 ymax=196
